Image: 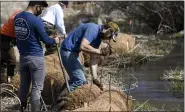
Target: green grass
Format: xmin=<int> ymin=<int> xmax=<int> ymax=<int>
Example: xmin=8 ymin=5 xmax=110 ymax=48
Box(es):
xmin=169 ymin=81 xmax=184 ymax=96
xmin=175 ymin=32 xmax=184 ymax=38
xmin=161 ymin=67 xmax=184 ymax=97
xmin=161 ymin=67 xmax=184 ymax=81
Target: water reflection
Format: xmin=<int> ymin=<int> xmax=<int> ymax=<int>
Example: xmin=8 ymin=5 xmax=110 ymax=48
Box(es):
xmin=125 ymin=41 xmax=184 ymax=110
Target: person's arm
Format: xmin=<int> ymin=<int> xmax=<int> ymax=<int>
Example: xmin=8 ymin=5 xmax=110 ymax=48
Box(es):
xmin=80 ymin=38 xmax=101 ymax=55
xmin=55 ymin=7 xmax=66 ymax=35
xmin=90 ymin=53 xmax=98 ymax=80
xmin=35 ymin=19 xmax=58 ymax=44
xmin=80 ymin=24 xmax=102 ymax=55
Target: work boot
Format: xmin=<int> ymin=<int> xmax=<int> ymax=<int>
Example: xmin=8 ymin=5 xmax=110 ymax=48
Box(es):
xmin=0 ymin=66 xmax=6 ymax=83
xmin=20 ymin=102 xmax=27 ymax=112
xmin=31 ymin=100 xmax=41 ymax=112
xmin=93 ymin=79 xmax=103 ymax=91
xmin=7 ymin=76 xmax=12 ymax=83
xmin=7 ymin=65 xmax=15 ymax=83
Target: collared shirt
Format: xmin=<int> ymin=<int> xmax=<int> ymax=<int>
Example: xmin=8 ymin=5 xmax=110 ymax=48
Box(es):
xmin=61 ymin=23 xmax=102 ymax=53
xmin=41 ymin=3 xmax=66 ymax=35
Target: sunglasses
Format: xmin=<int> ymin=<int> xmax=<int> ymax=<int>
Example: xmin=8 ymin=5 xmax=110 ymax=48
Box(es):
xmin=109 ymin=28 xmax=118 ymax=42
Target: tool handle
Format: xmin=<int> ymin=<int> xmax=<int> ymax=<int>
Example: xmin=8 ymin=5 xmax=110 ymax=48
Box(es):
xmin=56 ymin=44 xmax=71 ymax=93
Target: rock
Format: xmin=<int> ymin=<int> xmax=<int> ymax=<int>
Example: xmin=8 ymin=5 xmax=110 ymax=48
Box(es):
xmin=109 ymin=10 xmax=127 ymax=22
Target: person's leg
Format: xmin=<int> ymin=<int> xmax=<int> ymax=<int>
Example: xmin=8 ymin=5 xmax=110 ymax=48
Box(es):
xmin=18 ymin=56 xmax=31 ymax=110
xmin=0 ymin=61 xmax=6 ymax=83
xmin=27 ymin=56 xmax=46 ymax=111
xmin=61 ymin=50 xmax=87 ymax=91
xmin=7 ymin=46 xmax=16 ymax=83
xmin=0 ymin=35 xmax=10 ymax=83
xmin=0 ymin=34 xmax=16 ymax=83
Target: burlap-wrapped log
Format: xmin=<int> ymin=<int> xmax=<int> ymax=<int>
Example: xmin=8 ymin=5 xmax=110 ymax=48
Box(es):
xmin=74 ymin=90 xmax=132 ymax=111
xmin=82 ymin=52 xmax=105 ymax=67
xmin=11 ymin=52 xmax=85 ymax=105
xmin=43 ymin=52 xmax=86 ymax=104
xmin=82 ymin=42 xmax=110 ymax=67
xmin=54 ymin=83 xmax=102 ymax=111
xmin=82 ymin=33 xmax=136 ymax=67
xmin=110 ymin=33 xmax=135 ymax=55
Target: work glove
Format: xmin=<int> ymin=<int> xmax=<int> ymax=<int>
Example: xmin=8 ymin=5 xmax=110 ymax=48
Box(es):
xmin=93 ymin=79 xmax=103 ymax=91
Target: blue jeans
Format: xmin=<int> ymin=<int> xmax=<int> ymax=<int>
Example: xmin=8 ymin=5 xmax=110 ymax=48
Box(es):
xmin=60 ymin=50 xmax=87 ymax=91
xmin=18 ymin=56 xmax=46 ymax=104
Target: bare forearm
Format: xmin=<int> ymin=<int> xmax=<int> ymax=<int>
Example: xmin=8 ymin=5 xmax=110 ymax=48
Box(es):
xmin=80 ymin=44 xmax=101 ymax=55
xmin=90 ymin=54 xmax=98 ymax=79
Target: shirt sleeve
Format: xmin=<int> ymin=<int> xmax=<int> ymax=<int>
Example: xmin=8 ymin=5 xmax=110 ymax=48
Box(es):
xmin=55 ymin=6 xmax=66 ymax=35
xmin=84 ymin=25 xmax=99 ymax=44
xmin=90 ymin=38 xmax=101 ymax=49
xmin=34 ymin=18 xmax=56 ymax=45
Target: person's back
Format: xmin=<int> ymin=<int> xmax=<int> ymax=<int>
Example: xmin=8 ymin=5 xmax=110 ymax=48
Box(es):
xmin=61 ymin=23 xmax=101 ymax=53
xmin=41 ymin=2 xmax=67 ymax=55
xmin=15 ymin=11 xmax=56 ymax=56
xmin=14 ymin=1 xmax=59 ymax=111
xmin=41 ymin=2 xmax=67 ymax=35
xmin=41 ymin=4 xmax=59 ymax=26
xmin=1 ymin=10 xmax=21 ymax=38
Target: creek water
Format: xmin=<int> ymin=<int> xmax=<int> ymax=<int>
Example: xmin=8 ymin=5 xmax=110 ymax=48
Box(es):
xmin=124 ymin=38 xmax=184 ymax=110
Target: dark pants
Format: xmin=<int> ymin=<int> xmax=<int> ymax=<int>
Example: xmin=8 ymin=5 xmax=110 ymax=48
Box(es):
xmin=43 ymin=21 xmax=57 ymax=55
xmin=0 ymin=34 xmax=16 ymax=82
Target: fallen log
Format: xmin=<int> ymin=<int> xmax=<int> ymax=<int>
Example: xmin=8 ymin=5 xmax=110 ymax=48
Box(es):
xmin=83 ymin=33 xmax=136 ymax=67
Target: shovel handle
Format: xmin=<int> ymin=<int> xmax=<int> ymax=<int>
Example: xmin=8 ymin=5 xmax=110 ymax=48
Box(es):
xmin=56 ymin=44 xmax=71 ymax=93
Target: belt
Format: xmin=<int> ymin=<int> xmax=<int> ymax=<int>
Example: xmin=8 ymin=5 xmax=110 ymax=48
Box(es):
xmin=42 ymin=20 xmax=55 ymax=28
xmin=61 ymin=48 xmax=80 ymax=57
xmin=61 ymin=48 xmax=80 ymax=54
xmin=61 ymin=47 xmax=71 ymax=52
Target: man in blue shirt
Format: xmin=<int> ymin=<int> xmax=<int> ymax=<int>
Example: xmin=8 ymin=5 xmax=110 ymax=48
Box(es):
xmin=60 ymin=22 xmax=119 ymax=91
xmin=14 ymin=1 xmax=60 ymax=111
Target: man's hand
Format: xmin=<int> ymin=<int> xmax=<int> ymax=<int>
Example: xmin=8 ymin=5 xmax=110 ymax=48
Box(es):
xmin=63 ymin=34 xmax=67 ymax=38
xmin=100 ymin=43 xmax=111 ymax=56
xmin=54 ymin=36 xmax=60 ymax=44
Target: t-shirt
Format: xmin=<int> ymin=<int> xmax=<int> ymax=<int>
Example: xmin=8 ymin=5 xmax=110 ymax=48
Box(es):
xmin=41 ymin=4 xmax=66 ymax=35
xmin=61 ymin=23 xmax=101 ymax=53
xmin=1 ymin=10 xmax=21 ymax=38
xmin=14 ymin=11 xmax=56 ymax=56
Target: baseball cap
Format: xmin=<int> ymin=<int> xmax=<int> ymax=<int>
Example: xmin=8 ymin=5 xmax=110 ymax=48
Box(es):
xmin=107 ymin=22 xmax=120 ymax=42
xmin=59 ymin=1 xmax=69 ymax=6
xmin=107 ymin=22 xmax=119 ymax=33
xmin=29 ymin=1 xmax=48 ymax=7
